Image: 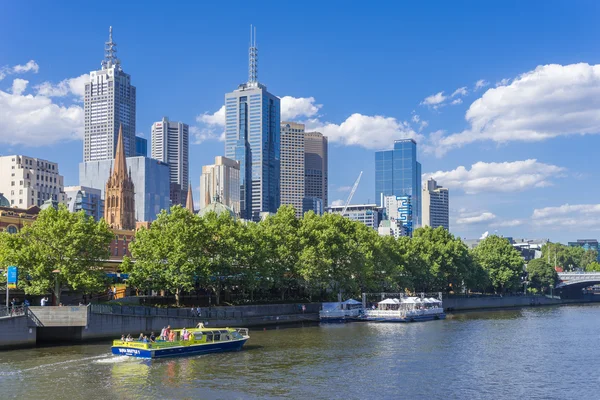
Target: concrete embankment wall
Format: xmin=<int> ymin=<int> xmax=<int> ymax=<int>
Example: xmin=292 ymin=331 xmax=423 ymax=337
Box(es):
xmin=0 ymin=315 xmax=36 ymax=349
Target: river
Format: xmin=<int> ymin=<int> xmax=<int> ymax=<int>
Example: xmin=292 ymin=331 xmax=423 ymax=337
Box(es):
xmin=0 ymin=304 xmax=599 ymax=399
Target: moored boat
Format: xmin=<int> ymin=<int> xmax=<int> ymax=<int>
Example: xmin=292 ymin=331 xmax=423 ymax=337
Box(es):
xmin=361 ymin=293 xmax=446 ymax=322
xmin=319 ymin=299 xmax=364 ymax=323
xmin=111 ymin=325 xmax=249 ymax=359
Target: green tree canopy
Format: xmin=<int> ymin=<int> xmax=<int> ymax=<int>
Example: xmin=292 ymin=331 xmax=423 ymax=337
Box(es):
xmin=526 ymin=258 xmax=558 ymax=292
xmin=472 ymin=235 xmax=524 ymax=293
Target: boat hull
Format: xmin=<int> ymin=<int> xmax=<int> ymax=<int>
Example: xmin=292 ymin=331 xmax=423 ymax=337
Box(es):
xmin=111 ymin=338 xmax=248 ymax=359
xmin=359 ymin=313 xmax=446 ymax=323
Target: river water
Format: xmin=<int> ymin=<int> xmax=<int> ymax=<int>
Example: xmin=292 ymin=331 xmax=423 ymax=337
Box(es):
xmin=0 ymin=304 xmax=599 ymax=399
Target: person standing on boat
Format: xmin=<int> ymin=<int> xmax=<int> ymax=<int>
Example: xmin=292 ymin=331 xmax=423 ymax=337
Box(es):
xmin=159 ymin=326 xmax=167 ymax=341
xmin=168 ymin=330 xmax=175 ymax=342
xmin=150 ymin=332 xmax=156 ymax=342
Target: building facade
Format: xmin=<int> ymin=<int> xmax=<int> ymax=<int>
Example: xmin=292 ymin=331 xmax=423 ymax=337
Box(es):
xmin=64 ymin=186 xmax=104 ymax=222
xmin=199 ymin=156 xmax=240 ymax=216
xmin=151 ymin=117 xmax=189 ymax=205
xmin=84 ymin=27 xmax=136 ymax=162
xmin=0 ymin=155 xmax=67 ymax=208
xmin=0 ymin=202 xmax=40 ymax=234
xmin=375 ymin=139 xmax=421 ymax=227
xmin=224 ymin=29 xmax=280 ymax=221
xmin=382 ymin=195 xmax=414 ymax=237
xmin=304 ymin=131 xmax=328 ymax=211
xmin=135 ymin=136 xmax=147 ymax=157
xmin=568 ymin=239 xmax=600 ymax=261
xmin=303 ymin=197 xmax=323 ymax=216
xmin=280 ymin=122 xmax=305 ymax=218
xmin=422 ymin=178 xmax=449 ymax=231
xmin=79 ymin=156 xmax=170 ymax=223
xmin=326 ymin=204 xmax=383 ymax=230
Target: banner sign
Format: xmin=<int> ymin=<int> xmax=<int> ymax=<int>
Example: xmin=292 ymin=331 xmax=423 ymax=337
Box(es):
xmin=7 ymin=266 xmax=17 ymax=289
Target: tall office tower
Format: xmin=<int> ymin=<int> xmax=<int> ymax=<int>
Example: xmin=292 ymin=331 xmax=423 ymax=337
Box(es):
xmin=375 ymin=139 xmax=422 ymax=227
xmin=104 ymin=126 xmax=136 ymax=230
xmin=84 ymin=26 xmax=136 ymax=162
xmin=0 ymin=155 xmax=67 ymax=208
xmin=64 ymin=186 xmax=104 ymax=222
xmin=135 ymin=136 xmax=147 ymax=157
xmin=422 ymin=178 xmax=449 ymax=231
xmin=199 ymin=156 xmax=241 ymax=215
xmin=304 ymin=131 xmax=328 ymax=213
xmin=224 ymin=26 xmax=280 ymax=221
xmin=280 ymin=122 xmax=305 ymax=218
xmin=151 ymin=117 xmax=189 ymax=206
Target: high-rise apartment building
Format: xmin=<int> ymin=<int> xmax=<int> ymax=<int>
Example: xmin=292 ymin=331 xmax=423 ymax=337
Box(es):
xmin=151 ymin=117 xmax=189 ymax=206
xmin=280 ymin=122 xmax=305 ymax=218
xmin=64 ymin=186 xmax=104 ymax=222
xmin=375 ymin=139 xmax=422 ymax=227
xmin=304 ymin=131 xmax=328 ymax=212
xmin=199 ymin=156 xmax=240 ymax=216
xmin=224 ymin=27 xmax=280 ymax=221
xmin=0 ymin=155 xmax=67 ymax=208
xmin=326 ymin=204 xmax=383 ymax=230
xmin=422 ymin=178 xmax=449 ymax=231
xmin=84 ymin=27 xmax=136 ymax=162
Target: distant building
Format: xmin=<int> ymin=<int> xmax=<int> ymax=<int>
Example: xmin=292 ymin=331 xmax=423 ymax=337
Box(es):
xmin=303 ymin=197 xmax=323 ymax=216
xmin=568 ymin=239 xmax=600 ymax=261
xmin=280 ymin=122 xmax=305 ymax=218
xmin=224 ymin=28 xmax=280 ymax=221
xmin=79 ymin=156 xmax=170 ymax=223
xmin=64 ymin=186 xmax=104 ymax=222
xmin=422 ymin=178 xmax=449 ymax=231
xmin=135 ymin=136 xmax=147 ymax=157
xmin=326 ymin=204 xmax=383 ymax=229
xmin=375 ymin=139 xmax=421 ymax=227
xmin=0 ymin=155 xmax=67 ymax=208
xmin=151 ymin=117 xmax=189 ymax=206
xmin=382 ymin=195 xmax=414 ymax=237
xmin=0 ymin=196 xmax=39 ymax=234
xmin=84 ymin=27 xmax=136 ymax=162
xmin=304 ymin=131 xmax=328 ymax=212
xmin=199 ymin=156 xmax=240 ymax=216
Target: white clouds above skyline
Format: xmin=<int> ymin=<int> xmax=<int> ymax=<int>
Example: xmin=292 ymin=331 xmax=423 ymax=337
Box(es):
xmin=455 ymin=210 xmax=496 ymax=225
xmin=423 ymin=159 xmax=565 ymax=194
xmin=421 ymin=91 xmax=447 ymax=106
xmin=35 ymin=74 xmax=88 ymax=99
xmin=0 ymin=60 xmax=39 ymax=81
xmin=474 ymin=79 xmax=489 ymax=90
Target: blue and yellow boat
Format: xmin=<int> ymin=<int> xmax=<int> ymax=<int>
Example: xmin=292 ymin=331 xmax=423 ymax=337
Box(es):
xmin=111 ymin=325 xmax=249 ymax=359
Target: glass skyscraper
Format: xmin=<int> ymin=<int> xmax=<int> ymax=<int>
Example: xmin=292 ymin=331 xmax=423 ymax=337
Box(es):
xmin=375 ymin=139 xmax=422 ymax=227
xmin=224 ymin=28 xmax=280 ymax=221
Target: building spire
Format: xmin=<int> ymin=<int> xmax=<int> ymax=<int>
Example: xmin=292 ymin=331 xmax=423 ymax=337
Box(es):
xmin=113 ymin=124 xmax=127 ymax=178
xmin=185 ymin=182 xmax=194 ymax=212
xmin=102 ymin=26 xmax=121 ymax=70
xmin=248 ymin=25 xmax=258 ymax=84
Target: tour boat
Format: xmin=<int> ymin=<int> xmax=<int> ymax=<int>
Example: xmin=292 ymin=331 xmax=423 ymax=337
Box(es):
xmin=319 ymin=299 xmax=364 ymax=323
xmin=111 ymin=325 xmax=249 ymax=359
xmin=361 ymin=295 xmax=446 ymax=322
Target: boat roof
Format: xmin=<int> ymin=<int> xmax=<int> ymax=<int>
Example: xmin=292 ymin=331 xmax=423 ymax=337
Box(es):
xmin=342 ymin=299 xmax=362 ymax=305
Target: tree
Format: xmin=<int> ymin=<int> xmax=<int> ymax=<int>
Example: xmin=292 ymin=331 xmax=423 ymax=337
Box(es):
xmin=0 ymin=205 xmax=114 ymax=305
xmin=472 ymin=235 xmax=524 ymax=293
xmin=581 ymin=250 xmax=598 ymax=270
xmin=127 ymin=206 xmax=209 ymax=306
xmin=585 ymin=261 xmax=600 ymax=272
xmin=526 ymin=258 xmax=558 ymax=292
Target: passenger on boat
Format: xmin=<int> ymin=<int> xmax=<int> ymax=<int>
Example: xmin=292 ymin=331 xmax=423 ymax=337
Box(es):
xmin=168 ymin=330 xmax=175 ymax=342
xmin=138 ymin=333 xmax=144 ymax=341
xmin=196 ymin=322 xmax=205 ymax=328
xmin=121 ymin=335 xmax=125 ymax=342
xmin=159 ymin=326 xmax=167 ymax=341
xmin=142 ymin=336 xmax=149 ymax=343
xmin=183 ymin=329 xmax=190 ymax=341
xmin=150 ymin=332 xmax=156 ymax=342
xmin=126 ymin=334 xmax=133 ymax=342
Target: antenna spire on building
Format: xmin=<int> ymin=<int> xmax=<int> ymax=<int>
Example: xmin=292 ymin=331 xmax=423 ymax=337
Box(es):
xmin=102 ymin=26 xmax=121 ymax=70
xmin=248 ymin=25 xmax=258 ymax=84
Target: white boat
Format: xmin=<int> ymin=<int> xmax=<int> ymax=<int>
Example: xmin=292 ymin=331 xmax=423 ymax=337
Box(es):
xmin=319 ymin=299 xmax=364 ymax=323
xmin=361 ymin=294 xmax=446 ymax=322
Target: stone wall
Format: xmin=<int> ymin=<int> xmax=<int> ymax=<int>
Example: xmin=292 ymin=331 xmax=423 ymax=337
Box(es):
xmin=444 ymin=295 xmax=562 ymax=311
xmin=28 ymin=306 xmax=88 ymax=327
xmin=0 ymin=315 xmax=36 ymax=349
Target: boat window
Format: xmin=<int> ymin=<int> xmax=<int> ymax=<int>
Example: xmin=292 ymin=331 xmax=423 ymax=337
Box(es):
xmin=205 ymin=334 xmax=213 ymax=342
xmin=193 ymin=332 xmax=203 ymax=340
xmin=213 ymin=334 xmax=221 ymax=341
xmin=231 ymin=331 xmax=243 ymax=339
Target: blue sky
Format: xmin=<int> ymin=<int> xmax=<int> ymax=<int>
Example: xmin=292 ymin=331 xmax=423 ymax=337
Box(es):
xmin=1 ymin=0 xmax=600 ymax=243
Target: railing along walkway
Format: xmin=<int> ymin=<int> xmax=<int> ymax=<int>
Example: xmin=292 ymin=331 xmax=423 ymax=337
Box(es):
xmin=0 ymin=305 xmax=26 ymax=319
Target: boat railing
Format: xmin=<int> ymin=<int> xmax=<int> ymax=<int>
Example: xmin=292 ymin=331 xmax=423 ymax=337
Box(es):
xmin=364 ymin=309 xmax=406 ymax=318
xmin=319 ymin=309 xmax=362 ymax=318
xmin=405 ymin=307 xmax=444 ymax=316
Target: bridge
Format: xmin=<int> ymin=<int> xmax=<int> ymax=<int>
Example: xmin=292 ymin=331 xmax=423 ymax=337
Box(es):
xmin=556 ymin=272 xmax=600 ymax=290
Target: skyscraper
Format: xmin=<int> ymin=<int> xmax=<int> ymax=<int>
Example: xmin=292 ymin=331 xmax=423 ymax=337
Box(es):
xmin=422 ymin=178 xmax=449 ymax=231
xmin=199 ymin=156 xmax=241 ymax=216
xmin=304 ymin=131 xmax=328 ymax=212
xmin=151 ymin=117 xmax=189 ymax=205
xmin=280 ymin=122 xmax=305 ymax=218
xmin=375 ymin=139 xmax=422 ymax=227
xmin=135 ymin=136 xmax=147 ymax=157
xmin=84 ymin=27 xmax=136 ymax=162
xmin=224 ymin=26 xmax=280 ymax=221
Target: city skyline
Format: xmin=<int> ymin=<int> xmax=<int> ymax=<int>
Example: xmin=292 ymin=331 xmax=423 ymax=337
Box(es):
xmin=1 ymin=1 xmax=600 ymax=242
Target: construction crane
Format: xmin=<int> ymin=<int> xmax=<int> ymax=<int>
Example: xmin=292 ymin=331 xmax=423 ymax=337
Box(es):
xmin=341 ymin=171 xmax=363 ymax=215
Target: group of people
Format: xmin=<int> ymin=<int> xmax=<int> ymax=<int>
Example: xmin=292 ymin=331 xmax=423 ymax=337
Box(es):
xmin=107 ymin=286 xmax=118 ymax=300
xmin=119 ymin=325 xmax=200 ymax=344
xmin=160 ymin=325 xmax=175 ymax=342
xmin=121 ymin=332 xmax=157 ymax=343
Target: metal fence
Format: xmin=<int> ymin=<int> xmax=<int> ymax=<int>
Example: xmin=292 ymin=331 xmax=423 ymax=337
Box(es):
xmin=0 ymin=305 xmax=26 ymax=318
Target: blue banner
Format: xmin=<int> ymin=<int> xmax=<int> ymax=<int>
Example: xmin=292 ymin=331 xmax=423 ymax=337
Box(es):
xmin=7 ymin=266 xmax=17 ymax=289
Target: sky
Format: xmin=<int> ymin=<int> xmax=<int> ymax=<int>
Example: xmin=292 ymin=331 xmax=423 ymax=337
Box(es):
xmin=1 ymin=0 xmax=600 ymax=243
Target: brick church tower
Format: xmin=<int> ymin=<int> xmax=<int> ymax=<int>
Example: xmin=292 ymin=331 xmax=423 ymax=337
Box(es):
xmin=105 ymin=125 xmax=136 ymax=230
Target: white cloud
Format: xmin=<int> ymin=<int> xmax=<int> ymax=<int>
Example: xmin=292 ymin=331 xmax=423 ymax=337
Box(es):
xmin=496 ymin=78 xmax=510 ymax=87
xmin=11 ymin=79 xmax=28 ymax=96
xmin=337 ymin=186 xmax=351 ymax=192
xmin=451 ymin=98 xmax=463 ymax=105
xmin=12 ymin=60 xmax=39 ymax=74
xmin=474 ymin=79 xmax=489 ymax=90
xmin=331 ymin=199 xmax=345 ymax=207
xmin=423 ymin=159 xmax=565 ymax=194
xmin=412 ymin=114 xmax=420 ymax=123
xmin=421 ymin=91 xmax=447 ymax=106
xmin=280 ymin=96 xmax=321 ymax=120
xmin=35 ymin=74 xmax=88 ymax=99
xmin=531 ymin=203 xmax=600 ymax=229
xmin=456 ymin=211 xmax=496 ymax=225
xmin=430 ymin=63 xmax=600 ymax=156
xmin=490 ymin=219 xmax=524 ymax=228
xmin=452 ymin=86 xmax=468 ymax=97
xmin=0 ymin=79 xmax=83 ymax=146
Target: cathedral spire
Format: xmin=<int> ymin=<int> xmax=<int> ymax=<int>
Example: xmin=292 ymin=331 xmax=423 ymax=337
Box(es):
xmin=114 ymin=124 xmax=127 ymax=178
xmin=185 ymin=182 xmax=194 ymax=213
